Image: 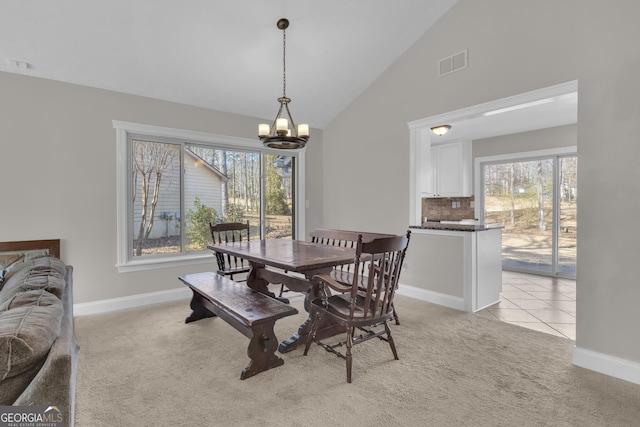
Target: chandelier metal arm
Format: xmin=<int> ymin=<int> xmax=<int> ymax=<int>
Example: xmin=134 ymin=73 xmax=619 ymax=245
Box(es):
xmin=283 ymin=100 xmax=297 ymax=135
xmin=270 ymin=101 xmax=286 ymax=135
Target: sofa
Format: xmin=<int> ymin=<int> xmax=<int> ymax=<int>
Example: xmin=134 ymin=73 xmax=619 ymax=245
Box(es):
xmin=0 ymin=241 xmax=78 ymax=427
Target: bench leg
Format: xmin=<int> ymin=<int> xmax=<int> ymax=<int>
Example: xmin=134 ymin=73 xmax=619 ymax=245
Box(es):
xmin=241 ymin=321 xmax=284 ymax=380
xmin=185 ymin=292 xmax=216 ymax=323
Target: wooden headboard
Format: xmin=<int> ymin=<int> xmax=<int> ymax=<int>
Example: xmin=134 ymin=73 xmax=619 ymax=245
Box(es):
xmin=0 ymin=239 xmax=60 ymax=258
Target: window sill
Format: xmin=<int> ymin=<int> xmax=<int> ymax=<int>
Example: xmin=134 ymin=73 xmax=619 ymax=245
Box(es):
xmin=116 ymin=252 xmax=214 ymax=273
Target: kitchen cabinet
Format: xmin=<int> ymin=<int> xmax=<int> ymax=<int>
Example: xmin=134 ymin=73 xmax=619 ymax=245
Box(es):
xmin=421 ymin=140 xmax=472 ymax=197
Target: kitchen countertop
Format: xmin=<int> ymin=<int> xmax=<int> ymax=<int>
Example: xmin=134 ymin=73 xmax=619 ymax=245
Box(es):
xmin=410 ymin=220 xmax=504 ymax=232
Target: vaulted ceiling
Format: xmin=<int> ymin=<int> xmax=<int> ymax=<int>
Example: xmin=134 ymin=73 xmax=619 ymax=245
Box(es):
xmin=1 ymin=0 xmax=578 ymax=137
xmin=0 ymin=0 xmax=457 ymax=129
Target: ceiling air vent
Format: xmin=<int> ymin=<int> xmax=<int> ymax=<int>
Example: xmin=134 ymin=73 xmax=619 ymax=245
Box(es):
xmin=438 ymin=49 xmax=468 ymax=77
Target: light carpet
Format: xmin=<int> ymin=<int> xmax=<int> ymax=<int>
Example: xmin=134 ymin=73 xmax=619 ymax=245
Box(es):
xmin=74 ymin=290 xmax=640 ymax=426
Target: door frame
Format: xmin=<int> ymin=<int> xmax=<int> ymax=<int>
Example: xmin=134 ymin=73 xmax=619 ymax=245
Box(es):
xmin=407 ymin=80 xmax=577 ymax=227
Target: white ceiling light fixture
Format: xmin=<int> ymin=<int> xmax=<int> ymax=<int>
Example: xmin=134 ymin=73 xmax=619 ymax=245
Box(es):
xmin=430 ymin=124 xmax=451 ymax=136
xmin=258 ymin=18 xmax=309 ymax=150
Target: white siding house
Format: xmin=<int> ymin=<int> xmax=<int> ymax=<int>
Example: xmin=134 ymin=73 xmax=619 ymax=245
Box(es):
xmin=133 ymin=148 xmax=227 ymax=240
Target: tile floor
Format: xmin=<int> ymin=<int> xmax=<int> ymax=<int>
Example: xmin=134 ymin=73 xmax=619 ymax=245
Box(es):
xmin=478 ymin=270 xmax=576 ymax=340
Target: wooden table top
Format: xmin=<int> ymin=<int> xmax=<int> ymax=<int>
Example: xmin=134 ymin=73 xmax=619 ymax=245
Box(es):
xmin=207 ymin=239 xmax=355 ymax=273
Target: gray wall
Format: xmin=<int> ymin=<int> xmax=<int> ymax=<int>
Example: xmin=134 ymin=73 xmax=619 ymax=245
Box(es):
xmin=577 ymin=1 xmax=640 ymax=363
xmin=0 ymin=72 xmax=324 ymax=304
xmin=322 ymin=0 xmax=640 ymax=372
xmin=473 ymin=124 xmax=577 ymax=159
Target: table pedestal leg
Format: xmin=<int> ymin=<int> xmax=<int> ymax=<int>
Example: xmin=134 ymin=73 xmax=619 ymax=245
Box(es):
xmin=248 ymin=264 xmax=289 ymax=303
xmin=278 ymin=293 xmax=345 ymax=353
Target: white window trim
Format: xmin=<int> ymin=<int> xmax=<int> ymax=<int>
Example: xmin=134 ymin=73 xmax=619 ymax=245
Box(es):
xmin=113 ymin=120 xmax=306 ymax=272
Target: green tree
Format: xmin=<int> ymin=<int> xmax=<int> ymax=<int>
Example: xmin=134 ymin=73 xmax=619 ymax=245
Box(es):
xmin=224 ymin=203 xmax=245 ymax=223
xmin=265 ymin=158 xmax=291 ymax=215
xmin=185 ymin=197 xmax=220 ymax=250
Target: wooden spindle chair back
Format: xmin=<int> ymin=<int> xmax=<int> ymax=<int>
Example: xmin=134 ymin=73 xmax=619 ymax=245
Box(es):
xmin=308 ymin=228 xmax=402 ymax=324
xmin=209 ymin=221 xmax=251 ymax=281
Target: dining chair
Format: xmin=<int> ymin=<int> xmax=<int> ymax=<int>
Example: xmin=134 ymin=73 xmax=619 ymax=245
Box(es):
xmin=277 ymin=228 xmax=360 ymax=300
xmin=209 ymin=221 xmax=251 ymax=281
xmin=306 ymin=228 xmax=402 ymax=325
xmin=303 ymin=231 xmax=411 ymax=383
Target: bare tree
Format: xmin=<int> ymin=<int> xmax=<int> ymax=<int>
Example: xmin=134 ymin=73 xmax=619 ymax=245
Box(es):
xmin=537 ymin=160 xmax=546 ymax=231
xmin=132 ymin=140 xmax=179 ymax=256
xmin=509 ymin=163 xmax=516 ymax=226
xmin=217 ymin=150 xmax=228 ymax=212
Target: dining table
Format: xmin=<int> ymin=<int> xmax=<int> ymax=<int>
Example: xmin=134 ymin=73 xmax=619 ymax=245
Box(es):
xmin=207 ymin=238 xmax=357 ymax=353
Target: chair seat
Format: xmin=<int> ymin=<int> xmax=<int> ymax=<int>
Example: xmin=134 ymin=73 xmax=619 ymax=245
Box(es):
xmin=328 ymin=269 xmax=400 ymax=324
xmin=329 ymin=269 xmax=357 ymax=286
xmin=330 ymin=269 xmax=385 ymax=291
xmin=311 ymin=294 xmax=390 ymax=325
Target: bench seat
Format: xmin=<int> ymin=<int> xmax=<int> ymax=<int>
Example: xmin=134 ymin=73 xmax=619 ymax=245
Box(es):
xmin=180 ymin=272 xmax=298 ymax=379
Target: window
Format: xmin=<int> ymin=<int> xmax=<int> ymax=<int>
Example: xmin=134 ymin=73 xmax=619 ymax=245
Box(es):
xmin=114 ymin=121 xmax=305 ymax=272
xmin=476 ymin=147 xmax=576 ymax=277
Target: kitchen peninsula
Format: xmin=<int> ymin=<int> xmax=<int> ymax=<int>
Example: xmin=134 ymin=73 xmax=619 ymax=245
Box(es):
xmin=406 ymin=116 xmax=504 ymax=313
xmin=402 ymin=220 xmax=503 ymax=313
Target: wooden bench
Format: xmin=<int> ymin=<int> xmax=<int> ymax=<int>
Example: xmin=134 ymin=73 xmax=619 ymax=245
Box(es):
xmin=179 ymin=272 xmax=298 ymax=380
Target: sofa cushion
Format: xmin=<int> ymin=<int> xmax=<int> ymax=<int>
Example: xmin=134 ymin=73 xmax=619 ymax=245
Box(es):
xmin=0 ymin=253 xmax=25 ymax=289
xmin=0 ymin=289 xmax=63 ymax=405
xmin=0 ymin=250 xmax=53 ymax=290
xmin=0 ymin=256 xmax=67 ymax=301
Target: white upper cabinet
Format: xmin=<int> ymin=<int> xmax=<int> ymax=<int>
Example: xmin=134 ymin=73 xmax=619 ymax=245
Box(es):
xmin=422 ymin=140 xmax=472 ymax=198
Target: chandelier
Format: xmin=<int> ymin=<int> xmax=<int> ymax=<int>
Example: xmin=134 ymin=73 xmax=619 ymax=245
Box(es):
xmin=258 ymin=18 xmax=309 ymax=149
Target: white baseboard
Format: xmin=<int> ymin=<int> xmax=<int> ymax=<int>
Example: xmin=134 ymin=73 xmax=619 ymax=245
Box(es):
xmin=396 ymin=283 xmax=465 ymax=312
xmin=573 ymin=346 xmax=640 ymax=385
xmin=74 ymin=287 xmax=192 ymax=316
xmin=75 ymin=283 xmax=464 ymax=316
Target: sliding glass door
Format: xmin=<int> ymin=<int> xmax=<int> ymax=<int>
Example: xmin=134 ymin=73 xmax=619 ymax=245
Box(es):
xmin=557 ymin=156 xmax=577 ymax=275
xmin=481 ymin=152 xmax=576 ymax=277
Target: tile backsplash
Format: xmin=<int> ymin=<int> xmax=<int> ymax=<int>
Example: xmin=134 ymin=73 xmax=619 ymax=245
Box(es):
xmin=422 ymin=196 xmax=475 ymax=222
